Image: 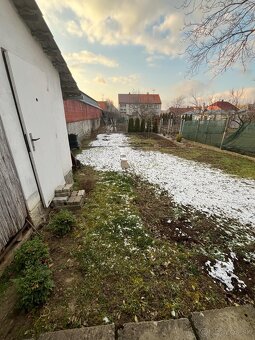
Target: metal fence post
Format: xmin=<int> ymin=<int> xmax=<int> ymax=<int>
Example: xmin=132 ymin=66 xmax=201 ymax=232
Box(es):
xmin=220 ymin=116 xmax=230 ymax=149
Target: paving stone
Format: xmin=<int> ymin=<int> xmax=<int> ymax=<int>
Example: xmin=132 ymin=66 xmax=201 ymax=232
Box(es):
xmin=118 ymin=319 xmax=196 ymax=340
xmin=38 ymin=324 xmax=115 ymax=340
xmin=191 ymin=305 xmax=255 ymax=340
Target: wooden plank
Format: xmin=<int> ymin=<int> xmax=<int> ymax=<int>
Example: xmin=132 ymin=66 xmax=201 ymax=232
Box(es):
xmin=0 ymin=117 xmax=27 ymax=252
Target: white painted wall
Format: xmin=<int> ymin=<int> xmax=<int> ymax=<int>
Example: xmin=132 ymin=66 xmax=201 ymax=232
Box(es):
xmin=67 ymin=119 xmax=101 ymax=143
xmin=0 ymin=0 xmax=72 ymax=211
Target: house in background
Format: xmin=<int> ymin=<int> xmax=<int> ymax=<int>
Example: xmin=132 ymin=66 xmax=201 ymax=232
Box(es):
xmin=0 ymin=0 xmax=80 ymax=254
xmin=64 ymin=93 xmax=102 ymax=145
xmin=118 ymin=93 xmax=161 ymax=117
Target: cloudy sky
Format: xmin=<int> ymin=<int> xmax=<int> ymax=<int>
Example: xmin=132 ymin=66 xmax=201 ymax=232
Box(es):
xmin=36 ymin=0 xmax=255 ymax=108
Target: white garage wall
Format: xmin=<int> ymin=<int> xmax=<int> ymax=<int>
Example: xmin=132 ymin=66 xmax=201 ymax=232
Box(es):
xmin=0 ymin=0 xmax=72 ymax=211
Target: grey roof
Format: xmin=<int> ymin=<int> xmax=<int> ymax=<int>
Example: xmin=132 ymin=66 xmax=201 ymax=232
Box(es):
xmin=74 ymin=92 xmax=101 ymax=110
xmin=11 ymin=0 xmax=80 ymax=99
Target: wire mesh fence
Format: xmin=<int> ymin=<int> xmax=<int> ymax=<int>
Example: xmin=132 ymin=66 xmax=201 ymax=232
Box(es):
xmin=182 ymin=120 xmax=255 ymax=154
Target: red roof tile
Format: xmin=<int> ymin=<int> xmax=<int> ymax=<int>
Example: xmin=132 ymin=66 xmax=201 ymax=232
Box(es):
xmin=207 ymin=101 xmax=238 ymax=111
xmin=118 ymin=93 xmax=161 ymax=104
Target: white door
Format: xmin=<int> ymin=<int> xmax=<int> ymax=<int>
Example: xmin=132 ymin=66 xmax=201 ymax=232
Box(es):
xmin=5 ymin=52 xmax=65 ymax=207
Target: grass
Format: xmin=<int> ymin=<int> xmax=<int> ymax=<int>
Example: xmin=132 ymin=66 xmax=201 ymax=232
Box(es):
xmin=0 ymin=164 xmax=254 ymax=339
xmin=129 ymin=133 xmax=255 ymax=180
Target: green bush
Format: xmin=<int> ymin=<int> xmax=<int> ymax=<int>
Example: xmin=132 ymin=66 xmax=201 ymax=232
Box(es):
xmin=13 ymin=237 xmax=50 ymax=273
xmin=128 ymin=118 xmax=134 ymax=132
xmin=134 ymin=118 xmax=140 ymax=132
xmin=14 ymin=265 xmax=54 ymax=311
xmin=49 ymin=210 xmax=76 ymax=236
xmin=152 ymin=120 xmax=158 ymax=133
xmin=176 ymin=134 xmax=182 ymax=142
xmin=140 ymin=119 xmax=145 ymax=132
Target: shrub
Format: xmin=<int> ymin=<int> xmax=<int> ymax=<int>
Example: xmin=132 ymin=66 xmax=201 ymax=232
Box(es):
xmin=152 ymin=120 xmax=158 ymax=133
xmin=128 ymin=118 xmax=134 ymax=132
xmin=13 ymin=237 xmax=50 ymax=273
xmin=134 ymin=118 xmax=140 ymax=132
xmin=140 ymin=119 xmax=145 ymax=132
xmin=49 ymin=210 xmax=76 ymax=236
xmin=14 ymin=265 xmax=54 ymax=311
xmin=176 ymin=134 xmax=182 ymax=142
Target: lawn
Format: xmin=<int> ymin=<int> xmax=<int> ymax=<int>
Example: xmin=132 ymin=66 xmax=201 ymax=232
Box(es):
xmin=129 ymin=133 xmax=255 ymax=180
xmin=0 ymin=134 xmax=254 ymax=340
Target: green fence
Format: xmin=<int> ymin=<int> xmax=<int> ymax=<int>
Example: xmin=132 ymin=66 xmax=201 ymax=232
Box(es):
xmin=182 ymin=120 xmax=255 ymax=154
xmin=182 ymin=120 xmax=226 ymax=147
xmin=223 ymin=123 xmax=255 ymax=154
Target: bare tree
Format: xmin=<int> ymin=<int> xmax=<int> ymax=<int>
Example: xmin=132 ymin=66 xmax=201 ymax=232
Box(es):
xmin=182 ymin=0 xmax=255 ymax=75
xmin=228 ymin=88 xmax=244 ymax=109
xmin=171 ymin=95 xmax=186 ymax=109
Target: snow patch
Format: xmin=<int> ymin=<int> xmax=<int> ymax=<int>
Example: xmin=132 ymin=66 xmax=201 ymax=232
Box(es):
xmin=205 ymin=257 xmax=246 ymax=291
xmin=78 ymin=133 xmax=255 ymax=226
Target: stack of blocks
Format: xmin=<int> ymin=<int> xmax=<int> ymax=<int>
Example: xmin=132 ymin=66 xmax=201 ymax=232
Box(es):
xmin=52 ymin=184 xmax=85 ymax=209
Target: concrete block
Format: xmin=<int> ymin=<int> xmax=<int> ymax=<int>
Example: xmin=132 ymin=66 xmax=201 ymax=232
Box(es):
xmin=78 ymin=190 xmax=85 ymax=196
xmin=52 ymin=196 xmax=69 ymax=206
xmin=63 ymin=183 xmax=73 ymax=191
xmin=55 ymin=191 xmax=70 ymax=198
xmin=71 ymin=191 xmax=78 ymax=197
xmin=38 ymin=324 xmax=115 ymax=340
xmin=118 ymin=319 xmax=196 ymax=340
xmin=191 ymin=305 xmax=255 ymax=340
xmin=55 ymin=185 xmax=65 ymax=193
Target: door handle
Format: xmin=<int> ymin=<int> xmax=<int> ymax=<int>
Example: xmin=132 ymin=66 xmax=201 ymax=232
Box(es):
xmin=29 ymin=133 xmax=40 ymax=151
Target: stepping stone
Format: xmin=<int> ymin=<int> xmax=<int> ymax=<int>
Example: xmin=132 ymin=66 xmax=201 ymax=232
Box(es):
xmin=191 ymin=305 xmax=255 ymax=340
xmin=38 ymin=324 xmax=115 ymax=340
xmin=118 ymin=319 xmax=196 ymax=340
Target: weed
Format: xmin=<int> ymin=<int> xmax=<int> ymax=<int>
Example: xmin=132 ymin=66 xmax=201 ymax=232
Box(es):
xmin=49 ymin=210 xmax=76 ymax=237
xmin=14 ymin=265 xmax=54 ymax=311
xmin=13 ymin=237 xmax=50 ymax=273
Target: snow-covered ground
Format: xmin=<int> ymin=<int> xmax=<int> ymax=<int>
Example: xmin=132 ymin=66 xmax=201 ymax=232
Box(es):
xmin=78 ymin=133 xmax=255 ymax=226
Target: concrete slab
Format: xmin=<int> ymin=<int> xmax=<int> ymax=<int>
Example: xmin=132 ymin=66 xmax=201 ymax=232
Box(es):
xmin=118 ymin=319 xmax=196 ymax=340
xmin=191 ymin=305 xmax=255 ymax=340
xmin=38 ymin=324 xmax=115 ymax=340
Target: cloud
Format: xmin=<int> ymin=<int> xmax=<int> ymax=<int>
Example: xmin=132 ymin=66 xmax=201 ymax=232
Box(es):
xmin=94 ymin=75 xmax=107 ymax=84
xmin=108 ymin=74 xmax=139 ymax=85
xmin=36 ymin=0 xmax=185 ymax=57
xmin=64 ymin=50 xmax=119 ymax=68
xmin=66 ymin=20 xmax=83 ymax=37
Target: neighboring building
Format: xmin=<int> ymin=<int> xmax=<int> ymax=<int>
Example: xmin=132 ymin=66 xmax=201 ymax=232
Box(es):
xmin=64 ymin=93 xmax=102 ymax=143
xmin=207 ymin=100 xmax=238 ymax=112
xmin=0 ymin=0 xmax=80 ymax=253
xmin=118 ymin=93 xmax=161 ymax=117
xmin=166 ymin=106 xmax=195 ymax=116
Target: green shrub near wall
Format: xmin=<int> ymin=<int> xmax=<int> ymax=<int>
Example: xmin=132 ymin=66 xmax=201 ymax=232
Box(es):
xmin=128 ymin=118 xmax=134 ymax=132
xmin=140 ymin=119 xmax=145 ymax=132
xmin=13 ymin=237 xmax=54 ymax=311
xmin=134 ymin=118 xmax=140 ymax=132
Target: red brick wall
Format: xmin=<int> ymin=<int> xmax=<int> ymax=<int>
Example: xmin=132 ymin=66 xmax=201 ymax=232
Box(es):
xmin=64 ymin=100 xmax=102 ymax=123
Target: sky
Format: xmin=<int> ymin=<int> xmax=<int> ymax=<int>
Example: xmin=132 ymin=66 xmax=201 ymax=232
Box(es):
xmin=36 ymin=0 xmax=255 ymax=109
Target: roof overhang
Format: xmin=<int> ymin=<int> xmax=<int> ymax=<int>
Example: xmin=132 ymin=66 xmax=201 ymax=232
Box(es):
xmin=11 ymin=0 xmax=81 ymax=99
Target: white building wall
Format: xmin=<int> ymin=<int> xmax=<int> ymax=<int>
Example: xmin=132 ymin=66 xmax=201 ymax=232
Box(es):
xmin=0 ymin=0 xmax=72 ymax=214
xmin=67 ymin=119 xmax=101 ymax=143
